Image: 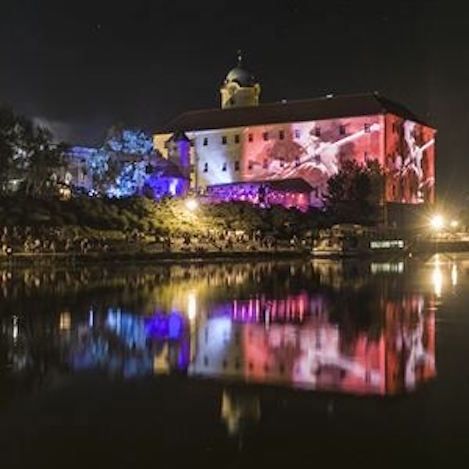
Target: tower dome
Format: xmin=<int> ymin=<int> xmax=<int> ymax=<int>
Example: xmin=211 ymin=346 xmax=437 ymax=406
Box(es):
xmin=225 ymin=66 xmax=256 ymax=87
xmin=220 ymin=51 xmax=261 ymax=109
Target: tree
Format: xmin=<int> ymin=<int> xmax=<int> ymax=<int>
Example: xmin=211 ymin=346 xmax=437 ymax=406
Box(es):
xmin=0 ymin=104 xmax=66 ymax=196
xmin=324 ymin=159 xmax=384 ymax=224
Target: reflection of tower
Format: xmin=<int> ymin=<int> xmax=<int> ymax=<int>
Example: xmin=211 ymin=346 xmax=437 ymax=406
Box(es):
xmin=220 ymin=51 xmax=261 ymax=109
xmin=221 ymin=387 xmax=260 ymax=436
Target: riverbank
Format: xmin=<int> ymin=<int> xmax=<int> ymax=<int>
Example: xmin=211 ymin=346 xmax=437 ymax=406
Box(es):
xmin=0 ymin=249 xmax=310 ymax=266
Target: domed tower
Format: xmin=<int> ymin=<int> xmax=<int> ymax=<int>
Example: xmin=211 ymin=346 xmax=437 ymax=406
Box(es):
xmin=220 ymin=52 xmax=261 ymax=109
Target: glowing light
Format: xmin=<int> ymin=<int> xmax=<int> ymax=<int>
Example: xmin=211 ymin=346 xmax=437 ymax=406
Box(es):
xmin=185 ymin=198 xmax=198 ymax=211
xmin=187 ymin=292 xmax=197 ymax=321
xmin=450 ymin=220 xmax=459 ymax=229
xmin=12 ymin=315 xmax=18 ymax=341
xmin=451 ymin=263 xmax=458 ymax=287
xmin=430 ymin=214 xmax=445 ymax=231
xmin=59 ymin=312 xmax=71 ymax=331
xmin=432 ymin=257 xmax=443 ymax=297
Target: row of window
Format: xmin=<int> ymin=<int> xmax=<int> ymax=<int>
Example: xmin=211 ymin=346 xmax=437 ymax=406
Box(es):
xmin=201 ymin=152 xmax=375 ymax=173
xmin=200 ymin=123 xmax=374 ymax=147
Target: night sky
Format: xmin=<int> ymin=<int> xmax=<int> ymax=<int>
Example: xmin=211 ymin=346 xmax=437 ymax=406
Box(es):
xmin=0 ymin=1 xmax=466 ymax=200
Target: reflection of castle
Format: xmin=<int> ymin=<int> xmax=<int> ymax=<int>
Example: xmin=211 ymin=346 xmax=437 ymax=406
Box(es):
xmin=189 ymin=294 xmax=435 ymax=395
xmin=154 ymin=54 xmax=436 ymax=210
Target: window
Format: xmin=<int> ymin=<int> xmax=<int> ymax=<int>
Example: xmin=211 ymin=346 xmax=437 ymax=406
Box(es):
xmin=234 ymin=134 xmax=240 ymax=144
xmin=279 ymin=130 xmax=285 ymax=140
xmin=248 ymin=133 xmax=253 ymax=142
xmin=263 ymin=131 xmax=269 ymax=141
xmin=294 ymin=129 xmax=301 ymax=138
xmin=364 ymin=123 xmax=371 ymax=133
xmin=315 ymin=127 xmax=321 ymax=137
xmin=280 ymin=158 xmax=285 ymax=168
xmin=263 ymin=159 xmax=268 ymax=169
xmin=339 ymin=125 xmax=346 ymax=135
xmin=234 ymin=161 xmax=240 ymax=171
xmin=222 ymin=136 xmax=227 ymax=145
xmin=222 ymin=162 xmax=227 ymax=171
xmin=203 ymin=162 xmax=208 ymax=172
xmin=248 ymin=161 xmax=253 ymax=171
xmin=203 ymin=137 xmax=208 ymax=146
xmin=295 ymin=158 xmax=301 ymax=167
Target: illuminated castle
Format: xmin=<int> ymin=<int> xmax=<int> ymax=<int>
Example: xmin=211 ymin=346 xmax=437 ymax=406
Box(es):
xmin=154 ymin=55 xmax=436 ymax=211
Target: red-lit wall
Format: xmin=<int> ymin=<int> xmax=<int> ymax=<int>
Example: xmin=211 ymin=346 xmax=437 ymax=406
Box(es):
xmin=385 ymin=114 xmax=436 ymax=204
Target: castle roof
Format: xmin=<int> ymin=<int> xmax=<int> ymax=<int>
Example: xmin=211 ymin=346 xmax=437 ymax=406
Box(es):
xmin=159 ymin=93 xmax=433 ymax=134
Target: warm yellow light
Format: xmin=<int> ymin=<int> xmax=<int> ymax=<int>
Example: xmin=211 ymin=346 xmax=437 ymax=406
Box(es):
xmin=450 ymin=220 xmax=459 ymax=229
xmin=187 ymin=291 xmax=197 ymax=321
xmin=430 ymin=214 xmax=445 ymax=231
xmin=185 ymin=198 xmax=198 ymax=212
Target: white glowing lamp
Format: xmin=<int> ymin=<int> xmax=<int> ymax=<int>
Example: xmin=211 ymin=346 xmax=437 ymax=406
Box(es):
xmin=430 ymin=214 xmax=445 ymax=231
xmin=185 ymin=198 xmax=199 ymax=212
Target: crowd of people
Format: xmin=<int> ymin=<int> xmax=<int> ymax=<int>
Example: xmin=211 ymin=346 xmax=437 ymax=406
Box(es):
xmin=0 ymin=225 xmax=309 ymax=257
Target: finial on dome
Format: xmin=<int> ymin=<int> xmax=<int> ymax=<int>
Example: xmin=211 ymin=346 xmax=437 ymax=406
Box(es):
xmin=237 ymin=49 xmax=243 ymax=67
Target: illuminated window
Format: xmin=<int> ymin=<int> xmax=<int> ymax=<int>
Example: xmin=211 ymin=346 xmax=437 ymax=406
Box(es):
xmin=203 ymin=137 xmax=208 ymax=146
xmin=248 ymin=133 xmax=253 ymax=142
xmin=263 ymin=132 xmax=269 ymax=141
xmin=279 ymin=130 xmax=285 ymax=140
xmin=234 ymin=134 xmax=240 ymax=144
xmin=315 ymin=127 xmax=321 ymax=137
xmin=222 ymin=162 xmax=227 ymax=171
xmin=339 ymin=125 xmax=346 ymax=135
xmin=294 ymin=129 xmax=301 ymax=138
xmin=222 ymin=136 xmax=227 ymax=145
xmin=364 ymin=123 xmax=371 ymax=133
xmin=234 ymin=161 xmax=240 ymax=171
xmin=203 ymin=162 xmax=208 ymax=172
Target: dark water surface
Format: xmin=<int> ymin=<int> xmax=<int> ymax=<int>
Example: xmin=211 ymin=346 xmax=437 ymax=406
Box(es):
xmin=0 ymin=254 xmax=468 ymax=467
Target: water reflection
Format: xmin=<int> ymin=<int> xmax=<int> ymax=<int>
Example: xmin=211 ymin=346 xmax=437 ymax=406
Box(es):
xmin=0 ymin=258 xmax=444 ymax=405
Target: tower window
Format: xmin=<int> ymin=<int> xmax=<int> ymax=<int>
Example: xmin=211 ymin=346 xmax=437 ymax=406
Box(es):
xmin=222 ymin=136 xmax=227 ymax=145
xmin=234 ymin=161 xmax=240 ymax=171
xmin=315 ymin=127 xmax=321 ymax=137
xmin=294 ymin=129 xmax=301 ymax=139
xmin=364 ymin=123 xmax=371 ymax=133
xmin=222 ymin=162 xmax=227 ymax=172
xmin=339 ymin=125 xmax=346 ymax=135
xmin=234 ymin=134 xmax=240 ymax=144
xmin=263 ymin=132 xmax=269 ymax=141
xmin=203 ymin=137 xmax=208 ymax=146
xmin=279 ymin=130 xmax=285 ymax=140
xmin=203 ymin=162 xmax=208 ymax=172
xmin=248 ymin=133 xmax=253 ymax=142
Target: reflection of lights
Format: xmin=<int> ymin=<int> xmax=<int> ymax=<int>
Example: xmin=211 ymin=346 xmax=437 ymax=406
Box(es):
xmin=12 ymin=315 xmax=18 ymax=341
xmin=59 ymin=312 xmax=71 ymax=331
xmin=432 ymin=258 xmax=443 ymax=297
xmin=187 ymin=291 xmax=197 ymax=321
xmin=185 ymin=198 xmax=198 ymax=212
xmin=89 ymin=309 xmax=94 ymax=327
xmin=430 ymin=214 xmax=445 ymax=231
xmin=451 ymin=263 xmax=458 ymax=287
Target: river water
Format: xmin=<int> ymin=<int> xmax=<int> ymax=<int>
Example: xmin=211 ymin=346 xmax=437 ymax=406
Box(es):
xmin=0 ymin=254 xmax=468 ymax=467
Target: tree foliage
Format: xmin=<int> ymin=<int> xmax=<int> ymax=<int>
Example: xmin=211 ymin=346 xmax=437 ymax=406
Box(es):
xmin=0 ymin=104 xmax=66 ymax=196
xmin=324 ymin=159 xmax=384 ymax=224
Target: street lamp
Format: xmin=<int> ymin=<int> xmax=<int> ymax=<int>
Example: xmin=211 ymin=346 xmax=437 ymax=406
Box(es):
xmin=430 ymin=214 xmax=445 ymax=231
xmin=450 ymin=220 xmax=459 ymax=229
xmin=185 ymin=198 xmax=198 ymax=212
